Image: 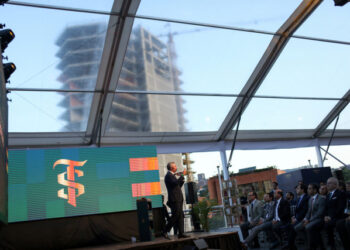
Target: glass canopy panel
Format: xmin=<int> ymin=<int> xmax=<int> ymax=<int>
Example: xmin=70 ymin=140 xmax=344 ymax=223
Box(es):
xmin=238 ymin=98 xmax=338 ymax=130
xmin=9 ymin=91 xmax=94 ymax=132
xmin=295 ymin=1 xmax=350 ymax=42
xmin=116 ymin=18 xmax=272 ymax=94
xmin=0 ymin=4 xmax=110 ymax=90
xmin=325 ymin=104 xmax=350 ymax=130
xmin=255 ymin=38 xmax=350 ymax=98
xmin=106 ymin=94 xmax=235 ymax=132
xmin=8 ymin=0 xmax=114 ymax=12
xmin=137 ymin=0 xmax=300 ymax=32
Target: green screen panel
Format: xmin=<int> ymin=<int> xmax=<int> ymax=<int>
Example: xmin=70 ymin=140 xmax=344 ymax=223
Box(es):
xmin=8 ymin=145 xmax=162 ymax=222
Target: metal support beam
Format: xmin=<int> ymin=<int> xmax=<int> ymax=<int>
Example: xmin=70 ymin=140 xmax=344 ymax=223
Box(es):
xmin=313 ymin=89 xmax=350 ymax=138
xmin=86 ymin=0 xmax=140 ymax=145
xmin=320 ymin=147 xmax=348 ymax=168
xmin=220 ymin=150 xmax=229 ymax=181
xmin=315 ymin=139 xmax=324 ymax=168
xmin=6 ymin=87 xmax=346 ymax=101
xmin=214 ymin=0 xmax=322 ymax=141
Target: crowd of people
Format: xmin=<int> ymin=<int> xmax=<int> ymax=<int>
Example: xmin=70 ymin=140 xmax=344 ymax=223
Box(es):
xmin=240 ymin=178 xmax=350 ymax=250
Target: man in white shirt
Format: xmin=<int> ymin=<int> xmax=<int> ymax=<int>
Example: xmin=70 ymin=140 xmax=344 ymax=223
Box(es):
xmin=271 ymin=189 xmax=290 ymax=247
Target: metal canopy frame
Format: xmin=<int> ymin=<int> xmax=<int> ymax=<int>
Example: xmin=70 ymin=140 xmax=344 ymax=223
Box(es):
xmin=5 ymin=0 xmax=350 ymax=150
xmin=313 ymin=89 xmax=350 ymax=138
xmin=214 ymin=0 xmax=322 ymax=141
xmin=85 ymin=0 xmax=141 ymax=145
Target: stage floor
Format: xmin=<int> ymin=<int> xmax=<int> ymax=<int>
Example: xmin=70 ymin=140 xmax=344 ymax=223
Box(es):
xmin=70 ymin=231 xmax=241 ymax=250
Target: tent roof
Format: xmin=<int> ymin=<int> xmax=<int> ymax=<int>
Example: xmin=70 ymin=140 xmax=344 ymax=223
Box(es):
xmin=2 ymin=0 xmax=350 ymax=151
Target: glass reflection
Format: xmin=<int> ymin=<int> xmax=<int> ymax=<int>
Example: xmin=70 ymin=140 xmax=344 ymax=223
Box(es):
xmin=107 ymin=94 xmax=234 ymax=132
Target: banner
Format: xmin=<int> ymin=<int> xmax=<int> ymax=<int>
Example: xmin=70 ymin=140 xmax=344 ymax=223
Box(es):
xmin=8 ymin=145 xmax=162 ymax=223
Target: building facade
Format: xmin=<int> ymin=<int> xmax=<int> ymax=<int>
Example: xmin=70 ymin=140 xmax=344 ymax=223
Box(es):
xmin=56 ymin=23 xmax=187 ymax=201
xmin=207 ymin=167 xmax=286 ymax=204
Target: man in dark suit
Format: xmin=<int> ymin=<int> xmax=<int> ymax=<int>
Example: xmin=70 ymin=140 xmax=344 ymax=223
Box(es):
xmin=295 ymin=183 xmax=326 ymax=250
xmin=336 ymin=181 xmax=350 ymax=249
xmin=288 ymin=183 xmax=309 ymax=249
xmin=271 ymin=189 xmax=290 ymax=246
xmin=163 ymin=162 xmax=188 ymax=239
xmin=323 ymin=177 xmax=347 ymax=248
xmin=269 ymin=181 xmax=279 ymax=199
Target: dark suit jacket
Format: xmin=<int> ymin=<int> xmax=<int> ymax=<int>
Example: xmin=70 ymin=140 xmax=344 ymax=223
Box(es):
xmin=274 ymin=198 xmax=291 ymax=224
xmin=305 ymin=194 xmax=326 ymax=222
xmin=325 ymin=189 xmax=346 ymax=220
xmin=295 ymin=194 xmax=309 ymax=222
xmin=165 ymin=171 xmax=184 ymax=204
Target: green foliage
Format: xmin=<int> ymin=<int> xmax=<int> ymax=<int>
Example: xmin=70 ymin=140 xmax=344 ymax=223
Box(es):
xmin=342 ymin=167 xmax=350 ymax=182
xmin=193 ymin=199 xmax=217 ymax=231
xmin=198 ymin=185 xmax=209 ymax=199
xmin=208 ymin=210 xmax=226 ymax=230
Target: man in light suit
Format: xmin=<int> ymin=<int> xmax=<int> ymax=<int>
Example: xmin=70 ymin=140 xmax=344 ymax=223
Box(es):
xmin=163 ymin=162 xmax=188 ymax=239
xmin=240 ymin=191 xmax=264 ymax=242
xmin=243 ymin=193 xmax=275 ymax=246
xmin=295 ymin=183 xmax=326 ymax=250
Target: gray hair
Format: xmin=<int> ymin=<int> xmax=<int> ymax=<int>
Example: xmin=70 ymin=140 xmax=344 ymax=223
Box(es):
xmin=327 ymin=177 xmax=339 ymax=187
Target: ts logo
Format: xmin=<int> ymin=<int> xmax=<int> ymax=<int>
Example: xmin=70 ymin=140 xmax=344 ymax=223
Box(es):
xmin=53 ymin=159 xmax=87 ymax=207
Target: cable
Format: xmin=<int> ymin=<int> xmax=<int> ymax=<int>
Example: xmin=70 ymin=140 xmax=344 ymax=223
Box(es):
xmin=11 ymin=92 xmax=90 ymax=143
xmin=14 ymin=20 xmax=119 ymax=88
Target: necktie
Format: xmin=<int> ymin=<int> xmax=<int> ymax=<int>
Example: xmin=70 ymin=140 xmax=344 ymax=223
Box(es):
xmin=250 ymin=203 xmax=254 ymax=217
xmin=297 ymin=196 xmax=302 ymax=207
xmin=329 ymin=191 xmax=333 ymax=200
xmin=311 ymin=197 xmax=315 ymax=217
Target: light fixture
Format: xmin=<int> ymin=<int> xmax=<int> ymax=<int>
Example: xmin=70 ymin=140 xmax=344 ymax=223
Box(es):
xmin=334 ymin=0 xmax=350 ymax=6
xmin=3 ymin=62 xmax=16 ymax=82
xmin=0 ymin=29 xmax=15 ymax=53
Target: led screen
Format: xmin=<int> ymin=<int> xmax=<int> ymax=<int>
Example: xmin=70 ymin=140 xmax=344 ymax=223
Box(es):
xmin=0 ymin=65 xmax=8 ymax=223
xmin=8 ymin=146 xmax=162 ymax=222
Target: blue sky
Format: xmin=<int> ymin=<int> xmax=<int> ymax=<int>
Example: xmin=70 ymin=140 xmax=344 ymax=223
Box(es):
xmin=2 ymin=0 xmax=349 ymax=132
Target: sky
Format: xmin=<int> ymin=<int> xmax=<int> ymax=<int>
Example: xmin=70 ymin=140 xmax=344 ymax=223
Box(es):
xmin=1 ymin=1 xmax=350 ymax=176
xmin=188 ymin=145 xmax=350 ymax=180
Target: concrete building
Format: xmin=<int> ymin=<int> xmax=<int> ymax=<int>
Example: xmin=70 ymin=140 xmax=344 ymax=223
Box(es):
xmin=197 ymin=173 xmax=207 ymax=188
xmin=56 ymin=23 xmax=187 ymax=201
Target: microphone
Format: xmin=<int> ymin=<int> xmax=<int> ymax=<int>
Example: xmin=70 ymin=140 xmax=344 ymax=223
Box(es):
xmin=175 ymin=171 xmax=184 ymax=176
xmin=175 ymin=170 xmax=187 ymax=176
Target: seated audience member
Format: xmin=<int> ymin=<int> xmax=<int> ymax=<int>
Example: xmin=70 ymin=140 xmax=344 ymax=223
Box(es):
xmin=324 ymin=177 xmax=347 ymax=249
xmin=286 ymin=191 xmax=296 ymax=216
xmin=240 ymin=192 xmax=264 ymax=244
xmin=240 ymin=196 xmax=248 ymax=223
xmin=339 ymin=181 xmax=346 ymax=192
xmin=336 ymin=181 xmax=350 ymax=249
xmin=295 ymin=183 xmax=326 ymax=250
xmin=288 ymin=183 xmax=309 ymax=249
xmin=270 ymin=182 xmax=279 ymax=198
xmin=243 ymin=193 xmax=275 ymax=246
xmin=319 ymin=183 xmax=328 ymax=197
xmin=286 ymin=192 xmax=296 ymax=206
xmin=271 ymin=189 xmax=291 ymax=246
